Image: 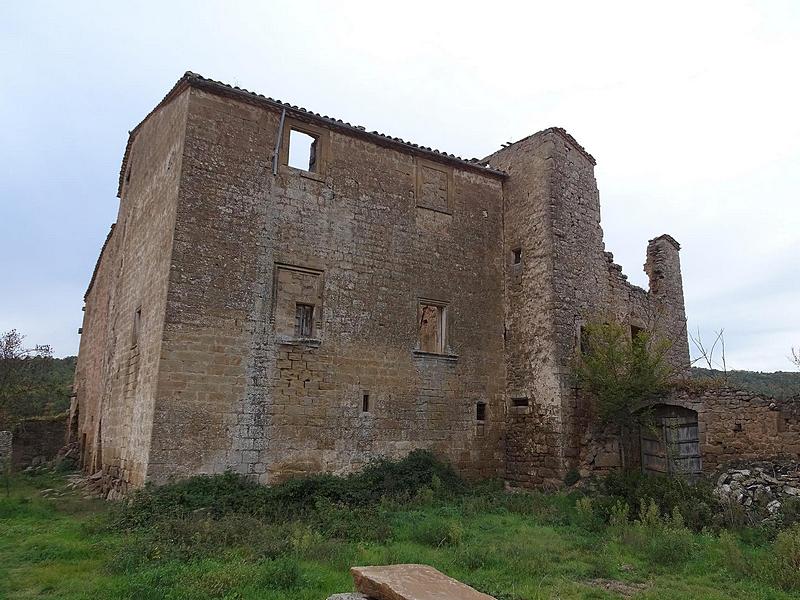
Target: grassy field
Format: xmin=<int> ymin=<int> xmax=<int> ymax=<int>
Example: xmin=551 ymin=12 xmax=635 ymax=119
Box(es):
xmin=1 ymin=463 xmax=797 ymax=600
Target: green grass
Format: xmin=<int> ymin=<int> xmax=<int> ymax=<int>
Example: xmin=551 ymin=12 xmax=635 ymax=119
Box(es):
xmin=0 ymin=469 xmax=796 ymax=600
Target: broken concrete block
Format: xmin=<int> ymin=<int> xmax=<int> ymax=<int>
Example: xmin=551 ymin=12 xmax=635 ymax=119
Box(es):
xmin=351 ymin=564 xmax=495 ymax=600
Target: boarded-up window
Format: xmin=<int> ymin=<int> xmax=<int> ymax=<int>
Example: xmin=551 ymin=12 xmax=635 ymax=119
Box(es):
xmin=415 ymin=160 xmax=453 ymax=213
xmin=418 ymin=301 xmax=446 ymax=353
xmin=641 ymin=405 xmax=702 ymax=476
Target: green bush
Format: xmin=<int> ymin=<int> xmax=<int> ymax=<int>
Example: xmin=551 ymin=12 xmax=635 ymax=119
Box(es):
xmin=255 ymin=556 xmax=303 ymax=590
xmin=114 ymin=449 xmax=464 ymax=529
xmin=595 ymin=470 xmax=715 ymax=531
xmin=574 ymin=496 xmax=603 ymax=531
xmin=769 ymin=523 xmax=800 ymax=591
xmin=615 ymin=498 xmax=696 ymax=565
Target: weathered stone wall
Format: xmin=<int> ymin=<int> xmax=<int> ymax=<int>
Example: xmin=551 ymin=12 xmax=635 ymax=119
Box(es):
xmin=483 ymin=132 xmax=562 ymax=486
xmin=73 ymin=88 xmax=189 ymax=489
xmin=75 ymin=73 xmax=695 ymax=491
xmin=485 ymin=129 xmax=690 ymax=486
xmin=147 ymin=87 xmax=507 ymax=484
xmin=580 ymin=387 xmax=800 ymax=475
xmin=667 ymin=387 xmax=800 ymax=471
xmin=0 ymin=431 xmax=11 ymax=468
xmin=10 ymin=416 xmax=67 ymax=469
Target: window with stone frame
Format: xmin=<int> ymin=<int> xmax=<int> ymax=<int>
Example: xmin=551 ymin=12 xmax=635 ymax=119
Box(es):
xmin=280 ymin=119 xmax=329 ymax=179
xmin=273 ymin=264 xmax=324 ymax=343
xmin=415 ymin=159 xmax=454 ymax=214
xmin=288 ymin=129 xmax=319 ymax=172
xmin=417 ymin=300 xmax=447 ymax=354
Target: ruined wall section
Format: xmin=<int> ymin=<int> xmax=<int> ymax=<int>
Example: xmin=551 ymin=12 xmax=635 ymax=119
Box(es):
xmin=665 ymin=387 xmax=800 ymax=472
xmin=149 ymin=88 xmax=507 ymax=484
xmin=487 ymin=129 xmax=691 ymax=484
xmin=580 ymin=387 xmax=800 ymax=475
xmin=645 ymin=235 xmax=691 ymax=371
xmin=74 ymin=90 xmax=189 ymax=488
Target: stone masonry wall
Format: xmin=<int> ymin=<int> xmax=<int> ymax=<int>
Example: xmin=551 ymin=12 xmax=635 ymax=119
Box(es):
xmin=74 ymin=89 xmax=189 ymax=489
xmin=147 ymin=87 xmax=507 ymax=484
xmin=0 ymin=431 xmax=11 ymax=468
xmin=10 ymin=416 xmax=67 ymax=470
xmin=486 ymin=130 xmax=690 ymax=486
xmin=665 ymin=386 xmax=800 ymax=472
xmin=579 ymin=386 xmax=800 ymax=475
xmin=483 ymin=134 xmax=562 ymax=486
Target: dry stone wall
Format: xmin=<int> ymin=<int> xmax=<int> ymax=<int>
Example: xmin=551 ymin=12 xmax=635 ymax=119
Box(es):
xmin=10 ymin=416 xmax=67 ymax=469
xmin=0 ymin=431 xmax=11 ymax=468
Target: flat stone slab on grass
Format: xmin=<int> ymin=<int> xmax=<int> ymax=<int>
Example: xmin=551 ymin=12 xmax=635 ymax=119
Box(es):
xmin=351 ymin=564 xmax=496 ymax=600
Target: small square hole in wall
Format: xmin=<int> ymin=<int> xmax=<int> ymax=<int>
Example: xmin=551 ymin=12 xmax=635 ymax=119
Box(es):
xmin=288 ymin=129 xmax=318 ymax=172
xmin=734 ymin=422 xmax=743 ymax=432
xmin=362 ymin=392 xmax=370 ymax=413
xmin=476 ymin=401 xmax=486 ymax=422
xmin=512 ymin=397 xmax=529 ymax=408
xmin=512 ymin=248 xmax=522 ymax=265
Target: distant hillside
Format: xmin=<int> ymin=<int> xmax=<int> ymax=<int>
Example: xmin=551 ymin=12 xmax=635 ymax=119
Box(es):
xmin=691 ymin=367 xmax=800 ymax=400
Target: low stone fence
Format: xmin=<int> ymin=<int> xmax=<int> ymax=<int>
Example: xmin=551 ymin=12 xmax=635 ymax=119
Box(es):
xmin=0 ymin=431 xmax=11 ymax=469
xmin=715 ymin=460 xmax=800 ymax=522
xmin=10 ymin=414 xmax=67 ymax=470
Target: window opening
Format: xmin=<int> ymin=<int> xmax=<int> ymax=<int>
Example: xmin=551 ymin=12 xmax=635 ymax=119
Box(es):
xmin=295 ymin=303 xmax=314 ymax=337
xmin=288 ymin=130 xmax=318 ymax=172
xmin=132 ymin=307 xmax=142 ymax=347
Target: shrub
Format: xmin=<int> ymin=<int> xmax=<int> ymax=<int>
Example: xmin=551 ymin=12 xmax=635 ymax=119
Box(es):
xmin=769 ymin=523 xmax=800 ymax=591
xmin=574 ymin=496 xmax=603 ymax=531
xmin=114 ymin=449 xmax=464 ymax=529
xmin=616 ymin=497 xmax=696 ymax=566
xmin=596 ymin=470 xmax=715 ymax=530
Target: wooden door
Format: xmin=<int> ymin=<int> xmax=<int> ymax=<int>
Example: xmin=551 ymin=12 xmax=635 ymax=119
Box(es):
xmin=641 ymin=406 xmax=702 ymax=476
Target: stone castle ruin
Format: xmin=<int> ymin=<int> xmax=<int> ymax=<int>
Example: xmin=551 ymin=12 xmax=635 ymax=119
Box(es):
xmin=70 ymin=72 xmax=800 ymax=493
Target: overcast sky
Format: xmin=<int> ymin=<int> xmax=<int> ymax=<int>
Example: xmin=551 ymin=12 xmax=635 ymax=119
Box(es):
xmin=1 ymin=1 xmax=798 ymax=371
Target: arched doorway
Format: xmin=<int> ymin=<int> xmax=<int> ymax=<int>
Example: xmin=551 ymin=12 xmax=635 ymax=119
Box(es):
xmin=641 ymin=404 xmax=702 ymax=476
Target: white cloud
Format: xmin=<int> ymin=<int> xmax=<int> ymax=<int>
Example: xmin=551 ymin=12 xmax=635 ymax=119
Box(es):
xmin=1 ymin=0 xmax=798 ymax=369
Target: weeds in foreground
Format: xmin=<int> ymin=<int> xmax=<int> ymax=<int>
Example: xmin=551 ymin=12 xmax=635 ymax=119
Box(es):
xmin=4 ymin=457 xmax=800 ymax=599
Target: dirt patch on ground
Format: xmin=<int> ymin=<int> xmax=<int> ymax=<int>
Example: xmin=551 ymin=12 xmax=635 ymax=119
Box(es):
xmin=585 ymin=578 xmax=648 ymax=597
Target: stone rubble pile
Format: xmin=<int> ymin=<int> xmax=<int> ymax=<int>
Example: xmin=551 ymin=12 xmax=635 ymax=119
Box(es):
xmin=714 ymin=461 xmax=800 ymax=519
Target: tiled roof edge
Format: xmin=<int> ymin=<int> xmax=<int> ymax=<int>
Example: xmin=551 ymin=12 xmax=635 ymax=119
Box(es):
xmin=116 ymin=71 xmax=507 ymax=196
xmin=84 ymin=223 xmax=116 ymax=301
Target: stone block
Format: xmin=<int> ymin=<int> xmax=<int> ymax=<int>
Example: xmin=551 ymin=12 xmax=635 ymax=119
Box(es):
xmin=351 ymin=564 xmax=495 ymax=600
